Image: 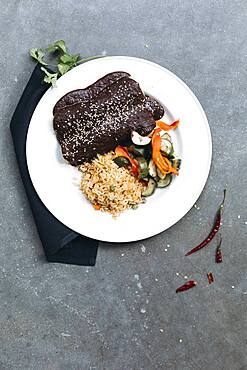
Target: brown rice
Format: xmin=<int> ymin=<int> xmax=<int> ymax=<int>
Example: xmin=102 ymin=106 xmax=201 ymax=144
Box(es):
xmin=79 ymin=152 xmax=145 ymax=216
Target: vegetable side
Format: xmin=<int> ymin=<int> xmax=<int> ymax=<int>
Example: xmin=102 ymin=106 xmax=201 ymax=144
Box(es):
xmin=113 ymin=120 xmax=182 ymax=199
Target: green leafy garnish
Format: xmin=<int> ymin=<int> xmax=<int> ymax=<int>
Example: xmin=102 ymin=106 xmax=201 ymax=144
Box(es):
xmin=57 ymin=63 xmax=71 ymax=76
xmin=29 ymin=40 xmax=104 ymax=86
xmin=41 ymin=67 xmax=58 ymax=87
xmin=29 ymin=48 xmax=47 ymax=65
xmin=57 ymin=53 xmax=80 ymax=75
xmin=46 ymin=40 xmax=67 ymax=53
xmin=59 ymin=53 xmax=80 ymax=65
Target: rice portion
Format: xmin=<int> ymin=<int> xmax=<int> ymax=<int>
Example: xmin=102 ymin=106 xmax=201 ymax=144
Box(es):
xmin=79 ymin=152 xmax=145 ymax=216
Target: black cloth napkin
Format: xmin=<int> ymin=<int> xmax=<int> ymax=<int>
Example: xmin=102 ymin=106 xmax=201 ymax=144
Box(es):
xmin=10 ymin=65 xmax=99 ymax=266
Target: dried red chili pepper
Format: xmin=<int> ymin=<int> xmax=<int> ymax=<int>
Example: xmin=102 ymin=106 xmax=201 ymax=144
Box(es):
xmin=207 ymin=272 xmax=214 ymax=284
xmin=185 ymin=190 xmax=226 ymax=256
xmin=176 ymin=280 xmax=197 ymax=293
xmin=215 ymin=235 xmax=223 ymax=263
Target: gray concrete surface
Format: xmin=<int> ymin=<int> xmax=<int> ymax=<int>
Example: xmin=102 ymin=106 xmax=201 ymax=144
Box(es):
xmin=1 ymin=1 xmax=247 ymax=369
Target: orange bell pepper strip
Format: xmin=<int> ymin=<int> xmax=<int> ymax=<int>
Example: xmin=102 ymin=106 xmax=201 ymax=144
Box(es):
xmin=152 ymin=133 xmax=168 ymax=174
xmin=115 ymin=146 xmax=139 ymax=176
xmin=156 ymin=119 xmax=180 ymax=131
xmin=152 ymin=130 xmax=178 ymax=176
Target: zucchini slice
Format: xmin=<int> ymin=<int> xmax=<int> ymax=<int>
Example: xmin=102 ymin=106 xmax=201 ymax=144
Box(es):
xmin=142 ymin=178 xmax=156 ymax=197
xmin=136 ymin=157 xmax=149 ymax=179
xmin=148 ymin=159 xmax=157 ymax=178
xmin=172 ymin=158 xmax=182 ymax=170
xmin=167 ymin=153 xmax=175 ymax=160
xmin=161 ymin=138 xmax=173 ymax=156
xmin=128 ymin=145 xmax=145 ymax=157
xmin=144 ymin=144 xmax=152 ymax=161
xmin=160 ymin=131 xmax=172 ymax=141
xmin=157 ymin=167 xmax=167 ymax=180
xmin=113 ymin=156 xmax=130 ymax=167
xmin=131 ymin=131 xmax=151 ymax=146
xmin=157 ymin=173 xmax=173 ymax=188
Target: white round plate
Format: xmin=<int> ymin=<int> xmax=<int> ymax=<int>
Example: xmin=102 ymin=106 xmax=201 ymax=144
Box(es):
xmin=26 ymin=56 xmax=212 ymax=242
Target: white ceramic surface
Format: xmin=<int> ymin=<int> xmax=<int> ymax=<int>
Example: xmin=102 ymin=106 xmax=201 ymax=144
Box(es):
xmin=26 ymin=56 xmax=212 ymax=242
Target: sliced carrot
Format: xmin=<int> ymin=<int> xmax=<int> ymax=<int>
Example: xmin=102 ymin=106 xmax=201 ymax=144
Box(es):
xmin=156 ymin=120 xmax=180 ymax=131
xmin=162 ymin=155 xmax=178 ymax=175
xmin=151 ymin=129 xmax=178 ymax=175
xmin=152 ymin=134 xmax=168 ymax=175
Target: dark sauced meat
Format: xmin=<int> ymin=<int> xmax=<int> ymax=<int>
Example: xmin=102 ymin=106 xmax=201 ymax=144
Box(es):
xmin=53 ymin=71 xmax=130 ymax=115
xmin=145 ymin=95 xmax=164 ymax=120
xmin=53 ymin=72 xmax=164 ymax=166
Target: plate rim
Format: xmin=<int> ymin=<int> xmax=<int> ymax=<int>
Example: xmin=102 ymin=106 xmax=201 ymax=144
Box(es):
xmin=26 ymin=56 xmax=212 ymax=242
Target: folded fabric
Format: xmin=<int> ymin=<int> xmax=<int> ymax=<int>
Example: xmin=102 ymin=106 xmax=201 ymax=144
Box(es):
xmin=10 ymin=65 xmax=99 ymax=266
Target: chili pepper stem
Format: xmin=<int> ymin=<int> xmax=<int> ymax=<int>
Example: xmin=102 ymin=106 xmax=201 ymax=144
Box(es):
xmin=220 ymin=189 xmax=227 ymax=212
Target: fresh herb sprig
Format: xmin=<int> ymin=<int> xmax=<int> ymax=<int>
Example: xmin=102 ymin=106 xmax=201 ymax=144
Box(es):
xmin=29 ymin=40 xmax=103 ymax=86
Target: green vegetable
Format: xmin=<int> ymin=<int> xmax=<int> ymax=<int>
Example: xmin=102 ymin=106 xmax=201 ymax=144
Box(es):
xmin=29 ymin=40 xmax=104 ymax=86
xmin=46 ymin=40 xmax=67 ymax=53
xmin=157 ymin=167 xmax=167 ymax=180
xmin=132 ymin=204 xmax=139 ymax=210
xmin=148 ymin=159 xmax=157 ymax=178
xmin=172 ymin=158 xmax=182 ymax=170
xmin=59 ymin=53 xmax=79 ymax=64
xmin=142 ymin=178 xmax=156 ymax=197
xmin=167 ymin=153 xmax=175 ymax=160
xmin=156 ymin=174 xmax=172 ymax=188
xmin=29 ymin=48 xmax=47 ymax=65
xmin=113 ymin=156 xmax=130 ymax=167
xmin=58 ymin=53 xmax=80 ymax=73
xmin=131 ymin=131 xmax=151 ymax=146
xmin=136 ymin=157 xmax=148 ymax=179
xmin=110 ymin=185 xmax=116 ymax=192
xmin=127 ymin=145 xmax=145 ymax=157
xmin=161 ymin=138 xmax=173 ymax=156
xmin=40 ymin=67 xmax=58 ymax=87
xmin=57 ymin=63 xmax=71 ymax=76
xmin=160 ymin=132 xmax=171 ymax=140
xmin=144 ymin=144 xmax=152 ymax=161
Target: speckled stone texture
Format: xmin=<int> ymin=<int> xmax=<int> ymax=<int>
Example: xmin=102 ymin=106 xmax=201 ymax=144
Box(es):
xmin=0 ymin=1 xmax=247 ymax=369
